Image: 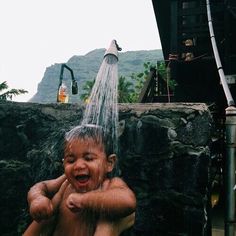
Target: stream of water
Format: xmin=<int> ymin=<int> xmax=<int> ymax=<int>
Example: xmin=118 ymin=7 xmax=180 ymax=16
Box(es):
xmin=81 ymin=53 xmax=119 ymax=153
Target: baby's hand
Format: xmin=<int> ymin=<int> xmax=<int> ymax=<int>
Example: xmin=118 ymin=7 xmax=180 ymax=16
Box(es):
xmin=66 ymin=193 xmax=83 ymax=213
xmin=29 ymin=196 xmax=53 ymax=222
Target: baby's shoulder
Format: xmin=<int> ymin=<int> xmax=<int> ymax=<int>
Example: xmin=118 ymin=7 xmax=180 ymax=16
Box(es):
xmin=103 ymin=177 xmax=127 ymax=189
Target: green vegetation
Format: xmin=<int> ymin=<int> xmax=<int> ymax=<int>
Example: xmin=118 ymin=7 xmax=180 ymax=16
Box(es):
xmin=80 ymin=76 xmax=135 ymax=103
xmin=118 ymin=76 xmax=135 ymax=103
xmin=80 ymin=61 xmax=177 ymax=103
xmin=128 ymin=61 xmax=156 ymax=102
xmin=0 ymin=81 xmax=28 ymax=101
xmin=126 ymin=60 xmax=177 ymax=102
xmin=80 ymin=78 xmax=95 ymax=102
xmin=157 ymin=61 xmax=177 ymax=91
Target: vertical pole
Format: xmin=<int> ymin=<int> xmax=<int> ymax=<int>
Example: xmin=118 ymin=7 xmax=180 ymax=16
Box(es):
xmin=170 ymin=0 xmax=178 ymax=54
xmin=225 ymin=106 xmax=236 ymax=236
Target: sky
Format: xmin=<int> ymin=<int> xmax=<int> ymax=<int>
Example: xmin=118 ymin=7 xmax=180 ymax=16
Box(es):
xmin=0 ymin=0 xmax=162 ymax=102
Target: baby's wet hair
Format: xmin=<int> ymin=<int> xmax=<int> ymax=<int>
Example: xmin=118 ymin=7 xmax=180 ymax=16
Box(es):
xmin=65 ymin=124 xmax=113 ymax=156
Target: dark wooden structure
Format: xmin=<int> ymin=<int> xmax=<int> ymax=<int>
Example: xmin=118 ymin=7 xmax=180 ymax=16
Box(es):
xmin=139 ymin=1 xmax=236 ymax=234
xmin=141 ymin=0 xmax=236 ymax=114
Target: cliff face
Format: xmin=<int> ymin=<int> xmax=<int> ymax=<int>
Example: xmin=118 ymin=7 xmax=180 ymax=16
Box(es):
xmin=29 ymin=49 xmax=163 ymax=103
xmin=0 ymin=101 xmax=212 ymax=235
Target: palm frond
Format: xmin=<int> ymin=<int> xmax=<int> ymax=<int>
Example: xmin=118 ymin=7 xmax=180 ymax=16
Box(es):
xmin=0 ymin=86 xmax=28 ymax=101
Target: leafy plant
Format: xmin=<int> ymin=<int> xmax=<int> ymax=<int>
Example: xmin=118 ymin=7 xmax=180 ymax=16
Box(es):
xmin=118 ymin=76 xmax=135 ymax=103
xmin=157 ymin=61 xmax=177 ymax=91
xmin=80 ymin=76 xmax=135 ymax=103
xmin=128 ymin=62 xmax=156 ymax=102
xmin=0 ymin=81 xmax=28 ymax=101
xmin=128 ymin=61 xmax=177 ymax=102
xmin=79 ymin=61 xmax=177 ymax=104
xmin=80 ymin=78 xmax=96 ymax=103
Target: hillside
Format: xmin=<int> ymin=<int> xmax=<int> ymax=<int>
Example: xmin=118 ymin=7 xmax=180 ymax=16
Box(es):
xmin=29 ymin=48 xmax=163 ymax=103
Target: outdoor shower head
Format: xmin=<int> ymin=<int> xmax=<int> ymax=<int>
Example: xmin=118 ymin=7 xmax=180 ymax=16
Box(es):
xmin=104 ymin=40 xmax=122 ymax=60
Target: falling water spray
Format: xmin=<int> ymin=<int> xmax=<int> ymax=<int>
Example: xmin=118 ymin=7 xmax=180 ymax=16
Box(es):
xmin=81 ymin=40 xmax=121 ymax=154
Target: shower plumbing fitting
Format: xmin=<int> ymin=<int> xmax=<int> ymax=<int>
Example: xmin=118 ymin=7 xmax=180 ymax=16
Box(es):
xmin=57 ymin=63 xmax=78 ymax=103
xmin=104 ymin=40 xmax=122 ymax=60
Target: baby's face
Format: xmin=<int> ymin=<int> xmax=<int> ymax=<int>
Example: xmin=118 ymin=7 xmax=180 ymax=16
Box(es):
xmin=63 ymin=138 xmax=110 ymax=193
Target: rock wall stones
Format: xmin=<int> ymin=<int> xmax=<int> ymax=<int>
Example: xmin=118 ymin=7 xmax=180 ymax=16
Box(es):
xmin=118 ymin=103 xmax=213 ymax=235
xmin=0 ymin=101 xmax=213 ymax=236
xmin=0 ymin=101 xmax=84 ymax=235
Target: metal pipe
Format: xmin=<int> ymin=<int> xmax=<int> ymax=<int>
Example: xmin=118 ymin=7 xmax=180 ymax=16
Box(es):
xmin=205 ymin=1 xmax=236 ymax=235
xmin=225 ymin=106 xmax=236 ymax=236
xmin=205 ymin=0 xmax=235 ymax=107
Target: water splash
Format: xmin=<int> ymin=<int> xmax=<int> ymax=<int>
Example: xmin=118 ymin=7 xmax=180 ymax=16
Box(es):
xmin=81 ymin=41 xmax=119 ymax=153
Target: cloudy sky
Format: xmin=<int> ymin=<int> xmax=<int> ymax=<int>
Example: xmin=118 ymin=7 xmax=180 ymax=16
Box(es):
xmin=0 ymin=0 xmax=162 ymax=102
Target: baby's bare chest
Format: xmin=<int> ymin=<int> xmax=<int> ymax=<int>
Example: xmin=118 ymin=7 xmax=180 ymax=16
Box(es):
xmin=53 ymin=198 xmax=97 ymax=236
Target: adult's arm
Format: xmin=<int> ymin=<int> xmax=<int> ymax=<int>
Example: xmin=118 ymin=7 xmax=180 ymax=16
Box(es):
xmin=23 ymin=217 xmax=56 ymax=236
xmin=94 ymin=212 xmax=135 ymax=236
xmin=28 ymin=174 xmax=66 ymax=201
xmin=27 ymin=174 xmax=67 ymax=221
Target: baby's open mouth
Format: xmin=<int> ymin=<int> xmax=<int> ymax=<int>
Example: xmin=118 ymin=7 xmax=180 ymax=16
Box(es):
xmin=75 ymin=174 xmax=90 ymax=183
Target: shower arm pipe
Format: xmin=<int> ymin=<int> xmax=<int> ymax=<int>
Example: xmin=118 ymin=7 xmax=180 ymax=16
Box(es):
xmin=58 ymin=63 xmax=78 ymax=95
xmin=206 ymin=0 xmax=235 ymax=107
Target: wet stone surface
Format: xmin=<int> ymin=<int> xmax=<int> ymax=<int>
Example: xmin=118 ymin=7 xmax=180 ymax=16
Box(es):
xmin=118 ymin=103 xmax=212 ymax=236
xmin=0 ymin=101 xmax=212 ymax=236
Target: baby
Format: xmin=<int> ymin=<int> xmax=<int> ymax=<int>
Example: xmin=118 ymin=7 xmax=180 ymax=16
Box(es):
xmin=23 ymin=124 xmax=136 ymax=236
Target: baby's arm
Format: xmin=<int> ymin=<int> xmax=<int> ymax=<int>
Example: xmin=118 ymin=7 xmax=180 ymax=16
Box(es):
xmin=66 ymin=177 xmax=136 ymax=219
xmin=27 ymin=174 xmax=66 ymax=221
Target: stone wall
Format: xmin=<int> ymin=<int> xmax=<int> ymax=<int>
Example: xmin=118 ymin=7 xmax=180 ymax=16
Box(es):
xmin=0 ymin=101 xmax=213 ymax=236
